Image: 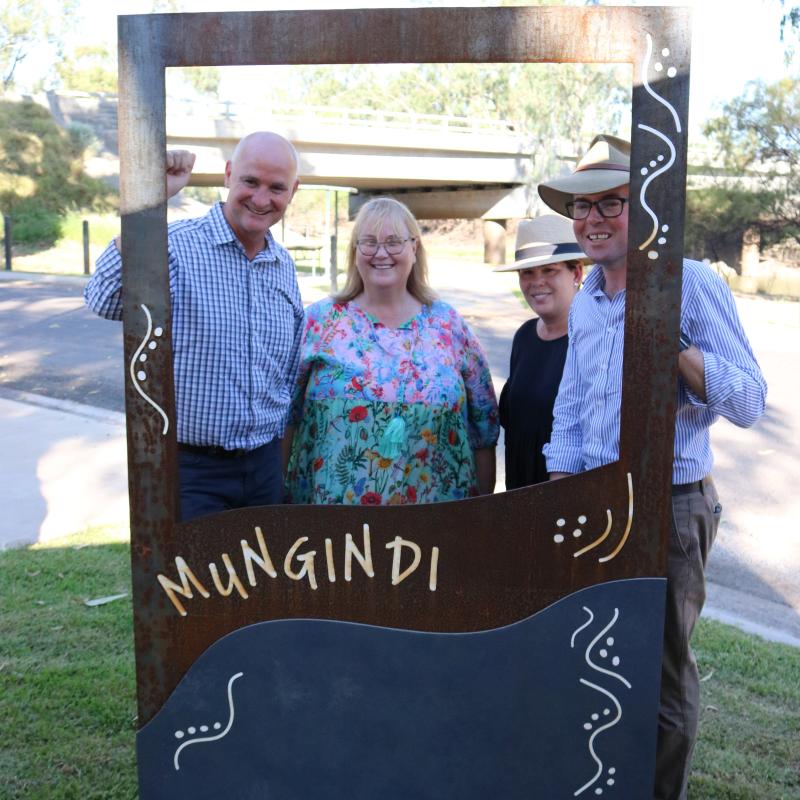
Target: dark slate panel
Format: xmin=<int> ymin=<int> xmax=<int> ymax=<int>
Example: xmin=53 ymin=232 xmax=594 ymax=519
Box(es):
xmin=137 ymin=577 xmax=665 ymax=799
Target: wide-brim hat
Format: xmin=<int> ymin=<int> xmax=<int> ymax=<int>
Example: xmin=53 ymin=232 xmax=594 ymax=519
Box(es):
xmin=494 ymin=214 xmax=586 ymax=272
xmin=538 ymin=134 xmax=631 ymax=218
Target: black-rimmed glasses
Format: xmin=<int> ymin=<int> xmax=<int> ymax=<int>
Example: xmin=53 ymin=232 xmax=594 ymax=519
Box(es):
xmin=356 ymin=237 xmax=414 ymax=256
xmin=564 ymin=197 xmax=627 ymax=220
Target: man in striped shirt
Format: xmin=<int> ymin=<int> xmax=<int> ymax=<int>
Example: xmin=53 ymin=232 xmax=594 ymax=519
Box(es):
xmin=85 ymin=132 xmax=304 ymax=522
xmin=539 ymin=135 xmax=767 ymax=800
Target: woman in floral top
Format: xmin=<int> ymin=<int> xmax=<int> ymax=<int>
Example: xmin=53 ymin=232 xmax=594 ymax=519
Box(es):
xmin=285 ymin=197 xmax=499 ymax=506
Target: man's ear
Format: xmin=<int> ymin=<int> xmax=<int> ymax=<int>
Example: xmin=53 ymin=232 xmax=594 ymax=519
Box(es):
xmin=223 ymin=161 xmax=232 ymax=188
xmin=289 ymin=179 xmax=300 ymax=202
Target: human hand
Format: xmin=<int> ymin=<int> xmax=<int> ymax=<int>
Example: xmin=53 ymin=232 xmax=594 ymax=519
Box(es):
xmin=166 ymin=150 xmax=196 ymax=199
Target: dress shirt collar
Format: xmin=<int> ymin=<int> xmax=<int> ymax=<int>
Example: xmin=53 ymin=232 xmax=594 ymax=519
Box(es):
xmin=584 ymin=263 xmax=626 ymax=302
xmin=208 ymin=202 xmax=278 ymax=262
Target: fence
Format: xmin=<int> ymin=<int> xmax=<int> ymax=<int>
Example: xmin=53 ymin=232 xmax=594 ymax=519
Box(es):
xmin=2 ymin=215 xmax=340 ymax=291
xmin=2 ymin=215 xmax=92 ymax=275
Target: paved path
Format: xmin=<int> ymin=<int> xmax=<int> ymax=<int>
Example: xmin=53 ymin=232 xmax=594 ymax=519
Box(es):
xmin=1 ymin=266 xmax=798 ymax=645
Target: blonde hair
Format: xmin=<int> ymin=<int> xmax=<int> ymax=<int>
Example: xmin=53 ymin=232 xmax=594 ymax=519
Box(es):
xmin=334 ymin=197 xmax=437 ymax=305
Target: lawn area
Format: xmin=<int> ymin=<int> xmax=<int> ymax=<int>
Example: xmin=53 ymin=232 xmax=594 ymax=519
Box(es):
xmin=7 ymin=212 xmax=120 ymax=276
xmin=1 ymin=531 xmax=798 ymax=799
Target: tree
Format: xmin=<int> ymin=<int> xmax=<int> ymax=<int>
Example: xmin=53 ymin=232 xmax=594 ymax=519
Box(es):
xmin=56 ymin=45 xmax=117 ymax=94
xmin=701 ymin=76 xmax=800 ymax=249
xmin=780 ymin=0 xmax=800 ymax=58
xmin=182 ymin=67 xmax=221 ymax=99
xmin=0 ymin=0 xmax=50 ymax=90
xmin=0 ymin=99 xmax=113 ymax=244
xmin=264 ymin=60 xmax=628 ymax=189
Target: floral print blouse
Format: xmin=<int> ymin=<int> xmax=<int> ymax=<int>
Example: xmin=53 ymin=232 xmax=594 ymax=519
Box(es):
xmin=285 ymin=298 xmax=499 ymax=505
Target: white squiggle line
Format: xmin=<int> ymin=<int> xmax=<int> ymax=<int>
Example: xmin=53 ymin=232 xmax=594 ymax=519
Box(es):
xmin=584 ymin=608 xmax=632 ymax=689
xmin=598 ymin=472 xmax=635 ymax=563
xmin=570 ymin=606 xmax=595 ymax=649
xmin=130 ymin=304 xmax=169 ymax=435
xmin=573 ymin=510 xmax=613 ymax=559
xmin=573 ymin=678 xmax=623 ymax=797
xmin=642 ymin=33 xmax=681 ymax=134
xmin=174 ymin=671 xmax=244 ymax=771
xmin=636 ymin=126 xmax=677 ymax=252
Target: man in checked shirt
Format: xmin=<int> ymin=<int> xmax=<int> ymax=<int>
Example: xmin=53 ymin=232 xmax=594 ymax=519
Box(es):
xmin=538 ymin=135 xmax=767 ymax=800
xmin=85 ymin=132 xmax=303 ymax=522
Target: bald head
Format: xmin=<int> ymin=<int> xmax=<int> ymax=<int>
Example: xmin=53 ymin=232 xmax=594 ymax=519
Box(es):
xmin=230 ymin=131 xmax=299 ymax=179
xmin=222 ymin=131 xmax=300 ymax=258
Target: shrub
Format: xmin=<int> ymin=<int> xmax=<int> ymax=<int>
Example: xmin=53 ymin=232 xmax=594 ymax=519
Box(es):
xmin=8 ymin=198 xmax=62 ymax=246
xmin=0 ymin=99 xmax=114 ymax=245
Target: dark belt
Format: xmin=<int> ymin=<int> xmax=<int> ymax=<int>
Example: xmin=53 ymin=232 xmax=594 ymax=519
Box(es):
xmin=671 ymin=480 xmax=703 ymax=496
xmin=178 ymin=443 xmax=251 ymax=459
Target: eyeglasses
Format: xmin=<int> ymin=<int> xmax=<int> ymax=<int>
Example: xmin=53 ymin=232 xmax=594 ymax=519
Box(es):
xmin=356 ymin=237 xmax=414 ymax=256
xmin=564 ymin=197 xmax=628 ymax=220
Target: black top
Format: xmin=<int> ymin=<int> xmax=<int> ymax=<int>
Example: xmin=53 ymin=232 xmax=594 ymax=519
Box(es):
xmin=498 ymin=318 xmax=569 ymax=489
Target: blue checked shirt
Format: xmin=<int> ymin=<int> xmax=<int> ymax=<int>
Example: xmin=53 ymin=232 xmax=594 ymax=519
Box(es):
xmin=544 ymin=259 xmax=767 ymax=483
xmin=85 ymin=203 xmax=304 ymax=450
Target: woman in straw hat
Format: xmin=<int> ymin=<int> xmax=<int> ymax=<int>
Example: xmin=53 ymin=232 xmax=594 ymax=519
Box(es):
xmin=285 ymin=196 xmax=499 ymax=505
xmin=496 ymin=214 xmax=585 ymax=489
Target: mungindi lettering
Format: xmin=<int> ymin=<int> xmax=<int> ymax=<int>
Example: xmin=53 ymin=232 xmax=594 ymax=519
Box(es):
xmin=157 ymin=556 xmax=211 ymax=617
xmin=241 ymin=527 xmax=278 ymax=585
xmin=209 ymin=553 xmax=249 ymax=600
xmin=284 ymin=537 xmax=318 ymax=590
xmin=429 ymin=546 xmax=439 ymax=592
xmin=344 ymin=524 xmax=375 ymax=581
xmin=324 ymin=538 xmax=336 ymax=583
xmin=157 ymin=524 xmax=440 ymax=616
xmin=385 ymin=536 xmax=422 ymax=586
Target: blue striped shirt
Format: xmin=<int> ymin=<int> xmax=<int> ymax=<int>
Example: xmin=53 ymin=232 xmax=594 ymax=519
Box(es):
xmin=543 ymin=259 xmax=767 ymax=483
xmin=85 ymin=202 xmax=304 ymax=450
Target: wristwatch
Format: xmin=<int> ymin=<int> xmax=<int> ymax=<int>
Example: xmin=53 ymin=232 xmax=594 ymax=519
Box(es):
xmin=679 ymin=331 xmax=692 ymax=352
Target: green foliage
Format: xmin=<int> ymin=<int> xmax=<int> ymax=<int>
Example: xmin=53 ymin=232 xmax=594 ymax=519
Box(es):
xmin=182 ymin=66 xmax=221 ymax=98
xmin=780 ymin=2 xmax=800 ymax=63
xmin=702 ymin=76 xmax=800 ymax=249
xmin=0 ymin=98 xmax=113 ymax=245
xmin=0 ymin=0 xmax=48 ymax=89
xmin=0 ymin=0 xmax=78 ymax=91
xmin=5 ymin=197 xmax=61 ymax=245
xmin=182 ymin=185 xmax=221 ymax=205
xmin=263 ymin=60 xmax=629 ymax=184
xmin=685 ymin=185 xmax=779 ymax=265
xmin=55 ymin=45 xmax=116 ymax=94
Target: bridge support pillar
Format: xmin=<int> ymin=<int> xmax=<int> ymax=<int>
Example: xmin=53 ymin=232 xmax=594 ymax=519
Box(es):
xmin=483 ymin=219 xmax=507 ymax=266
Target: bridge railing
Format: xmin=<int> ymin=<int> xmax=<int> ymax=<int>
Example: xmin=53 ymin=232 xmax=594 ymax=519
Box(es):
xmin=169 ymin=98 xmax=519 ymax=136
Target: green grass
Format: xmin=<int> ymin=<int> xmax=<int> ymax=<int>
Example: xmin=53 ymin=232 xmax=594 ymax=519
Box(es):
xmin=0 ymin=530 xmax=136 ymax=800
xmin=7 ymin=212 xmax=119 ymax=276
xmin=690 ymin=618 xmax=800 ymax=798
xmin=59 ymin=212 xmax=120 ymax=250
xmin=1 ymin=533 xmax=798 ymax=798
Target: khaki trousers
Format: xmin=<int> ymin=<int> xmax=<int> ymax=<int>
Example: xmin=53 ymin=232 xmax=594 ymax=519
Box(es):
xmin=654 ymin=476 xmax=721 ymax=799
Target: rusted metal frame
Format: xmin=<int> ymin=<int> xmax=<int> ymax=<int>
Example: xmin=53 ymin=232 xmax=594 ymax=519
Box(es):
xmin=117 ymin=5 xmax=691 ymax=725
xmin=623 ymin=11 xmax=691 ymax=574
xmin=118 ymin=14 xmax=175 ymax=715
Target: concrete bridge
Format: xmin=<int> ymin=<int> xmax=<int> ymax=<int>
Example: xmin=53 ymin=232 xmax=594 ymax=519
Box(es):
xmin=38 ymin=91 xmax=537 ymax=261
xmin=166 ymin=99 xmax=535 ymax=261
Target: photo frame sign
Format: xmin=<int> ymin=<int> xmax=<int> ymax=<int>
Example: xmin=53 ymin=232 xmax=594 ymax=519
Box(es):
xmin=117 ymin=6 xmax=690 ymax=797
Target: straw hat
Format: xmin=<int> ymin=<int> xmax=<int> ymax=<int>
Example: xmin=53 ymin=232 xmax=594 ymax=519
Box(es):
xmin=538 ymin=134 xmax=631 ymax=218
xmin=494 ymin=214 xmax=586 ymax=272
